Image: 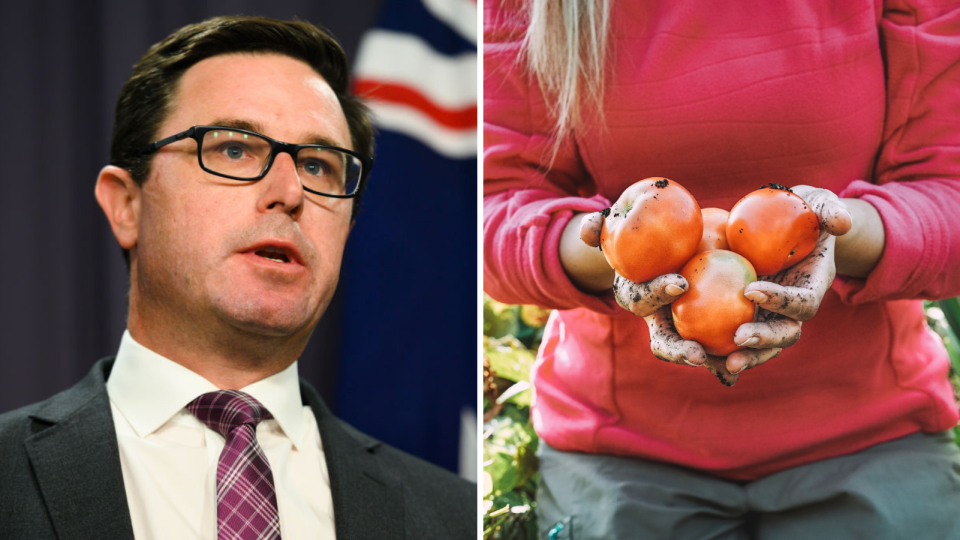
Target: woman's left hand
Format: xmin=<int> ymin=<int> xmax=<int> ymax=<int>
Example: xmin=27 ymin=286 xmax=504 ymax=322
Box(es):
xmin=724 ymin=185 xmax=852 ymax=375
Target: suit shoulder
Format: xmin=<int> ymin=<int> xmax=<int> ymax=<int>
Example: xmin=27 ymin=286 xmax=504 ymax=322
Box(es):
xmin=338 ymin=418 xmax=473 ymax=492
xmin=336 ymin=419 xmax=477 ymax=536
xmin=0 ymin=358 xmax=111 ymax=445
xmin=0 ymin=400 xmax=48 ymax=442
xmin=381 ymin=442 xmax=474 ymax=494
xmin=0 ymin=400 xmax=53 ymax=524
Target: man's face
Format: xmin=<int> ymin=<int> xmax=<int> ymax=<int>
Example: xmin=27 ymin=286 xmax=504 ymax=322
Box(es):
xmin=134 ymin=53 xmax=354 ymax=341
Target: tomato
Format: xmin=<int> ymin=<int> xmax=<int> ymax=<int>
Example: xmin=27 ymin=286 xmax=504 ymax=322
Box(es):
xmin=726 ymin=184 xmax=819 ymax=276
xmin=600 ymin=177 xmax=703 ymax=284
xmin=696 ymin=208 xmax=729 ymax=253
xmin=672 ymin=250 xmax=757 ymax=356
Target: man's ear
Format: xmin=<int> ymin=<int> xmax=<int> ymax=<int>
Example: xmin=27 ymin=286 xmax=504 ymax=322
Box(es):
xmin=95 ymin=165 xmax=141 ymax=250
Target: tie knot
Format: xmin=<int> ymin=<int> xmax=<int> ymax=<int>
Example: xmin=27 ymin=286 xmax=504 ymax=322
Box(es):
xmin=187 ymin=390 xmax=272 ymax=438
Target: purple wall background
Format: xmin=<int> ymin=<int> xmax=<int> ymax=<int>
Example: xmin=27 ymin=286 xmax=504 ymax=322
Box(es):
xmin=0 ymin=0 xmax=477 ymax=473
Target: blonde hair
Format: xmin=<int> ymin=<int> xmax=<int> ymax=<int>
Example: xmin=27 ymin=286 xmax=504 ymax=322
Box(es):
xmin=524 ymin=0 xmax=612 ymax=144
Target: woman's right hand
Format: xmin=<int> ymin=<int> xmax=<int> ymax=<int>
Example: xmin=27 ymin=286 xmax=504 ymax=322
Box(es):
xmin=577 ymin=212 xmax=689 ymax=316
xmin=573 ymin=211 xmax=746 ymax=383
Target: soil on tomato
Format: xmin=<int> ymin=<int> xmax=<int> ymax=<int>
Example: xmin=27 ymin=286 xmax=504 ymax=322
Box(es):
xmin=602 ymin=177 xmax=702 ymax=283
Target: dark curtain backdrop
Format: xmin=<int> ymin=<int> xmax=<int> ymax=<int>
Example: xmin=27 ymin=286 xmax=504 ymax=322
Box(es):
xmin=0 ymin=0 xmax=475 ymax=473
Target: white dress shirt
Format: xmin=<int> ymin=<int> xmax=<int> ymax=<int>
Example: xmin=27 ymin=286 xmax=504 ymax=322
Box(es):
xmin=106 ymin=330 xmax=337 ymax=539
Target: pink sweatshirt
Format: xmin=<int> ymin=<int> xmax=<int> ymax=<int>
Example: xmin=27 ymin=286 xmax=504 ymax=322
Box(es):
xmin=484 ymin=0 xmax=960 ymax=479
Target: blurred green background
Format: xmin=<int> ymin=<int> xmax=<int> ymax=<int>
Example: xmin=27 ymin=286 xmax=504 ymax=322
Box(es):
xmin=481 ymin=295 xmax=960 ymax=540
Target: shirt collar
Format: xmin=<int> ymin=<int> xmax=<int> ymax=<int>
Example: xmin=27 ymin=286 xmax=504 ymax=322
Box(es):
xmin=106 ymin=330 xmax=306 ymax=448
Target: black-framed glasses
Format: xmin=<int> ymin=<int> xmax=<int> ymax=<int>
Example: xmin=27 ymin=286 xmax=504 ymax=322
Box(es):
xmin=140 ymin=125 xmax=373 ymax=198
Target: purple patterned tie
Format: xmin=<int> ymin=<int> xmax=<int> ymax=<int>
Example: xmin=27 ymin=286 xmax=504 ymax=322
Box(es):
xmin=188 ymin=390 xmax=282 ymax=540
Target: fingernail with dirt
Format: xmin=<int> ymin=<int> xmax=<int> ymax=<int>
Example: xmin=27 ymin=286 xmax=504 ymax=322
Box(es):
xmin=744 ymin=291 xmax=769 ymax=303
xmin=665 ymin=284 xmax=684 ymax=296
xmin=737 ymin=337 xmax=759 ymax=347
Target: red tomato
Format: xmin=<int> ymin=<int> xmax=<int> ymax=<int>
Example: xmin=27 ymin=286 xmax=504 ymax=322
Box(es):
xmin=696 ymin=208 xmax=730 ymax=253
xmin=600 ymin=178 xmax=703 ymax=284
xmin=726 ymin=184 xmax=819 ymax=276
xmin=671 ymin=250 xmax=757 ymax=356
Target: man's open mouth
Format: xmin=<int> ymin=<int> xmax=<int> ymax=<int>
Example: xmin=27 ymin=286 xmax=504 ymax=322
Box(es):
xmin=255 ymin=246 xmax=291 ymax=263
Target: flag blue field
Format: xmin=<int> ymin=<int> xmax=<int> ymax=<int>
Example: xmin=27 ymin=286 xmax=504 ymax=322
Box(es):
xmin=337 ymin=0 xmax=477 ymax=476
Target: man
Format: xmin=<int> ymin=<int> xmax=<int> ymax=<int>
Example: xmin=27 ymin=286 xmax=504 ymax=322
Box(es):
xmin=0 ymin=16 xmax=475 ymax=539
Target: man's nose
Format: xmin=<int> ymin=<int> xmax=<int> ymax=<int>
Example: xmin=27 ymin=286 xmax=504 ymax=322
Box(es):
xmin=256 ymin=151 xmax=305 ymax=218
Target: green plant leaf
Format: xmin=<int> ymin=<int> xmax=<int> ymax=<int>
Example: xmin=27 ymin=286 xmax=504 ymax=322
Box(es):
xmin=938 ymin=298 xmax=960 ymax=372
xmin=484 ymin=295 xmax=521 ymax=339
xmin=487 ymin=451 xmax=518 ymax=495
xmin=926 ymin=300 xmax=960 ymax=376
xmin=482 ymin=295 xmax=544 ymax=539
xmin=497 ymin=380 xmax=532 ymax=408
xmin=485 ymin=336 xmax=536 ymax=383
xmin=939 ymin=297 xmax=960 ymax=337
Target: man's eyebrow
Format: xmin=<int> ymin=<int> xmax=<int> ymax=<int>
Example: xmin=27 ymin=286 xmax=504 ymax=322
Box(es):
xmin=209 ymin=118 xmax=346 ymax=149
xmin=302 ymin=133 xmax=347 ymax=149
xmin=209 ymin=118 xmax=265 ymax=135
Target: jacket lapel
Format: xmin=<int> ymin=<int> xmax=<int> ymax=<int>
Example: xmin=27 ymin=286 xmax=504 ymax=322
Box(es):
xmin=301 ymin=381 xmax=405 ymax=538
xmin=22 ymin=359 xmax=405 ymax=539
xmin=24 ymin=358 xmax=135 ymax=540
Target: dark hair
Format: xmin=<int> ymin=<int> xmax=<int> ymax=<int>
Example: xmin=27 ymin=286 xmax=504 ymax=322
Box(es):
xmin=111 ymin=16 xmax=375 ymax=266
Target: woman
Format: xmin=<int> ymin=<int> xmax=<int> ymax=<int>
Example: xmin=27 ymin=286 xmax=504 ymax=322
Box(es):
xmin=484 ymin=0 xmax=960 ymax=537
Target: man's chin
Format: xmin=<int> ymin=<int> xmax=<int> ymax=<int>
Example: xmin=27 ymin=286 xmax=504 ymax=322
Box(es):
xmin=213 ymin=299 xmax=320 ymax=340
xmin=228 ymin=317 xmax=308 ymax=338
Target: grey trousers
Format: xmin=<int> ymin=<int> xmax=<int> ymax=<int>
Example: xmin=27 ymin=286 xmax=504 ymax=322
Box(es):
xmin=537 ymin=431 xmax=960 ymax=540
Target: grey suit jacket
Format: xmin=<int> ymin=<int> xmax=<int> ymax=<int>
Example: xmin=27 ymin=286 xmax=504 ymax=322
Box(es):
xmin=0 ymin=358 xmax=476 ymax=539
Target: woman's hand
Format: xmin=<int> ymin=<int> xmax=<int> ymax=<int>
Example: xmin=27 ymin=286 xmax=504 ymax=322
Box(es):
xmin=577 ymin=212 xmax=689 ymax=317
xmin=725 ymin=185 xmax=851 ymax=375
xmin=577 ymin=212 xmax=745 ymax=380
xmin=613 ymin=276 xmax=745 ymax=384
xmin=572 ymin=185 xmax=853 ymax=386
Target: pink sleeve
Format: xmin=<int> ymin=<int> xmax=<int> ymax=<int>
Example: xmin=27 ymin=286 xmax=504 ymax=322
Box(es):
xmin=833 ymin=0 xmax=960 ymax=303
xmin=482 ymin=0 xmax=619 ymax=313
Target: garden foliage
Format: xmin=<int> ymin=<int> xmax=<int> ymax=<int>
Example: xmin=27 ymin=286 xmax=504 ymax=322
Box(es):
xmin=482 ymin=296 xmax=960 ymax=539
xmin=483 ymin=296 xmax=546 ymax=540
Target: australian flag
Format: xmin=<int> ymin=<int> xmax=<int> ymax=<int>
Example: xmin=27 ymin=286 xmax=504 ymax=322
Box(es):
xmin=337 ymin=0 xmax=477 ymax=477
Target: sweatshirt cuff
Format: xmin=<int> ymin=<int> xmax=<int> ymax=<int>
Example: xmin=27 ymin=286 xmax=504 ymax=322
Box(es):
xmin=832 ymin=180 xmax=929 ymax=304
